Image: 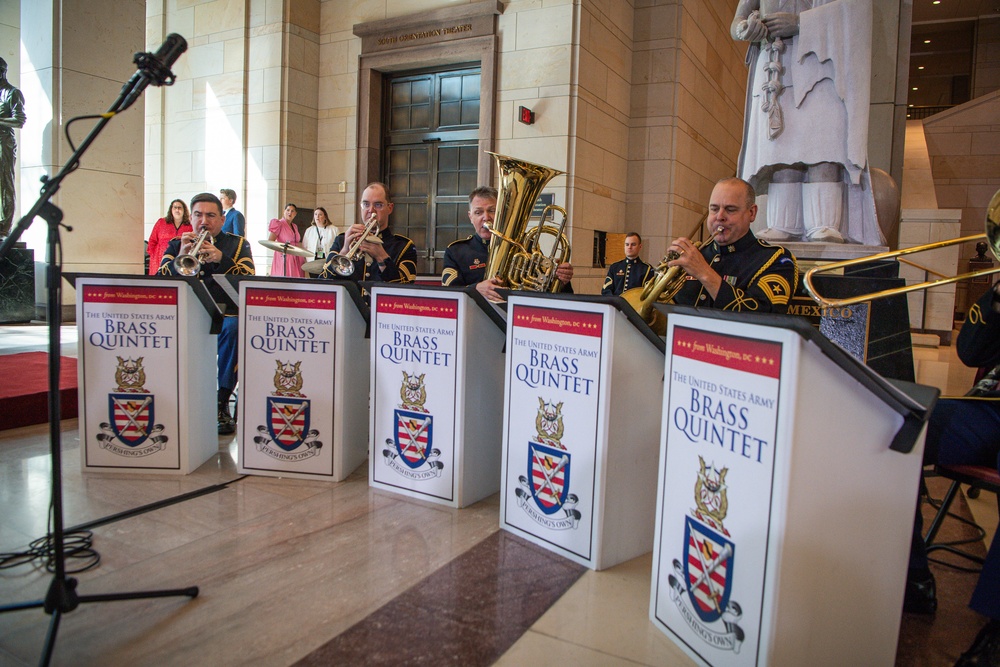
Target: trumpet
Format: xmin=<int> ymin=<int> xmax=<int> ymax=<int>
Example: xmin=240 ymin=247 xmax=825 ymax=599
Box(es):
xmin=622 ymin=223 xmax=721 ymax=336
xmin=172 ymin=229 xmax=212 ymax=276
xmin=324 ymin=213 xmax=383 ymax=277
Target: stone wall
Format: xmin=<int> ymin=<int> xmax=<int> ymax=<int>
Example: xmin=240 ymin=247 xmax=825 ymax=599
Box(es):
xmin=923 ymin=89 xmax=1000 ymax=314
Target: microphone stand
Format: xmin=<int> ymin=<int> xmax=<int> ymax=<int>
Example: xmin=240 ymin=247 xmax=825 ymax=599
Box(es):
xmin=0 ymin=38 xmax=197 ymax=667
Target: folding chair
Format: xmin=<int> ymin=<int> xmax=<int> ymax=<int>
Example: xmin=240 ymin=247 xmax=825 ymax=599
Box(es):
xmin=923 ymin=464 xmax=1000 ymax=567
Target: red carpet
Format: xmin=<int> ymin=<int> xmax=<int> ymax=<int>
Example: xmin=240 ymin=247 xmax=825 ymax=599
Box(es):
xmin=0 ymin=352 xmax=78 ymax=430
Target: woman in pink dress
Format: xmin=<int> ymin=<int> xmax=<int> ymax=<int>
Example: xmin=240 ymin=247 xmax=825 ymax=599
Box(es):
xmin=147 ymin=199 xmax=192 ymax=275
xmin=267 ymin=203 xmax=305 ymax=277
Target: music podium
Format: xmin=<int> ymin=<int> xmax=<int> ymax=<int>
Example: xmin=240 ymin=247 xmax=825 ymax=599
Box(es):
xmin=369 ymin=284 xmax=506 ymax=508
xmin=73 ymin=274 xmax=222 ymax=474
xmin=234 ymin=277 xmax=369 ymax=481
xmin=649 ymin=308 xmax=937 ymax=667
xmin=499 ymin=293 xmax=666 ymax=570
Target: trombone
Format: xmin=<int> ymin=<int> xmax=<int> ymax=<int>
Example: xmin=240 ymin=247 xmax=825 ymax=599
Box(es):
xmin=803 ymin=189 xmax=1000 ymax=308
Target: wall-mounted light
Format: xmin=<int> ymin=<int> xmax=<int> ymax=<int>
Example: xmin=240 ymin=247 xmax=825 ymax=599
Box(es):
xmin=924 ymin=39 xmax=931 ymax=44
xmin=912 ymin=87 xmax=918 ymax=91
xmin=918 ymin=66 xmax=925 ymax=70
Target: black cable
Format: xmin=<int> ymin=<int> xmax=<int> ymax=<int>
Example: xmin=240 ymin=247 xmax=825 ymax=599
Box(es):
xmin=0 ymin=476 xmax=248 ymax=574
xmin=922 ymin=490 xmax=989 ymax=573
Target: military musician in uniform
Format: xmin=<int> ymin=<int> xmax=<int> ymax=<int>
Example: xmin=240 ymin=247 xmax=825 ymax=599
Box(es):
xmin=905 ymin=281 xmax=1000 ymax=664
xmin=320 ymin=182 xmax=416 ymax=292
xmin=601 ymin=232 xmax=654 ymax=296
xmin=159 ymin=192 xmax=255 ymax=435
xmin=442 ymin=186 xmax=573 ymax=302
xmin=669 ymin=177 xmax=798 ymax=314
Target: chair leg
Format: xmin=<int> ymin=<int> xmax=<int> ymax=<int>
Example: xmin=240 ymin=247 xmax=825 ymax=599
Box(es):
xmin=924 ymin=479 xmax=961 ymax=548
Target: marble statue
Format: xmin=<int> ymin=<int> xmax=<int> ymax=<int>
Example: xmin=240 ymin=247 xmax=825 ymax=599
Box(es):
xmin=0 ymin=56 xmax=26 ymax=238
xmin=732 ymin=0 xmax=885 ymax=246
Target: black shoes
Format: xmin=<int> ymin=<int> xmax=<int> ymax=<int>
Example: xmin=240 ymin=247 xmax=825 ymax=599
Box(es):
xmin=218 ymin=403 xmax=236 ymax=435
xmin=903 ymin=569 xmax=938 ymax=615
xmin=956 ymin=619 xmax=1000 ymax=667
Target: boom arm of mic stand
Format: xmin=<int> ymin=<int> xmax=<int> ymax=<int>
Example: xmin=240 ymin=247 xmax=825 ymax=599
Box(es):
xmin=0 ymin=35 xmax=187 ymax=261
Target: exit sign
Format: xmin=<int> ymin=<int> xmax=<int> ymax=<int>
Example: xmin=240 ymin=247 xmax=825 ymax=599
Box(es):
xmin=518 ymin=105 xmax=534 ymax=125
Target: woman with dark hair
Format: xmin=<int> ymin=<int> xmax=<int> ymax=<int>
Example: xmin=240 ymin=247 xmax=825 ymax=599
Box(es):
xmin=147 ymin=198 xmax=192 ymax=275
xmin=267 ymin=203 xmax=305 ymax=277
xmin=302 ymin=206 xmax=339 ymax=260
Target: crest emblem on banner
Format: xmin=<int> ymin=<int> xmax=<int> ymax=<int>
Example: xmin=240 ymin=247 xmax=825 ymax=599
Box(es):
xmin=267 ymin=397 xmax=310 ymax=451
xmin=665 ymin=459 xmax=745 ymax=653
xmin=394 ymin=409 xmax=433 ymax=468
xmin=108 ymin=393 xmax=155 ymax=446
xmin=528 ymin=441 xmax=570 ymax=514
xmin=254 ymin=360 xmax=323 ymax=461
xmin=381 ymin=372 xmax=442 ymax=480
xmin=513 ymin=398 xmax=582 ymax=530
xmin=96 ymin=358 xmax=168 ymax=457
xmin=683 ymin=517 xmax=735 ymax=624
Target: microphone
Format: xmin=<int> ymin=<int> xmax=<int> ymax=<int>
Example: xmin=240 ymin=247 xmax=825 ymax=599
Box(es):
xmin=118 ymin=34 xmax=187 ymax=110
xmin=134 ymin=33 xmax=188 ymax=87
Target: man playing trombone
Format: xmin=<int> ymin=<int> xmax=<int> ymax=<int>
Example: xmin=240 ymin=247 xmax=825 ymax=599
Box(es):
xmin=669 ymin=177 xmax=798 ymax=314
xmin=319 ymin=182 xmax=416 ymax=290
xmin=904 ymin=280 xmax=1000 ymax=664
xmin=159 ymin=192 xmax=255 ymax=435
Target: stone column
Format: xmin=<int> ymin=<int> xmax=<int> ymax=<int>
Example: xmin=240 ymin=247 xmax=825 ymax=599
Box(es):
xmin=20 ymin=0 xmax=145 ymax=318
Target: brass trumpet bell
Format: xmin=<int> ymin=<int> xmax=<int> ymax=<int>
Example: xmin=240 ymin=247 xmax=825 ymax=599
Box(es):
xmin=803 ymin=188 xmax=1000 ymax=308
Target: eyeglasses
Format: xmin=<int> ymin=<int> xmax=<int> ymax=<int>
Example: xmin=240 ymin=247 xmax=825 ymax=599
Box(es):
xmin=361 ymin=202 xmax=387 ymax=211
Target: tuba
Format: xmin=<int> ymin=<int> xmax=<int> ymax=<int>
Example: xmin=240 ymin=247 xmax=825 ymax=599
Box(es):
xmin=484 ymin=152 xmax=571 ymax=293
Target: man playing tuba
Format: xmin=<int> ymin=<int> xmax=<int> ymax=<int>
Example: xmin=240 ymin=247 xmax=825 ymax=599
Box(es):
xmin=442 ymin=186 xmax=573 ymax=302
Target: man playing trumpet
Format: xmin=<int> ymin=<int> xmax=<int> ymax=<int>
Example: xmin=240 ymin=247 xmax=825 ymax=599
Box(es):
xmin=160 ymin=192 xmax=255 ymax=435
xmin=669 ymin=177 xmax=798 ymax=314
xmin=320 ymin=182 xmax=416 ymax=290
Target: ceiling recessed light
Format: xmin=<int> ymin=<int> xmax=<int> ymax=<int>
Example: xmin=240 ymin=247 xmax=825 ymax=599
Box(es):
xmin=918 ymin=66 xmax=925 ymax=70
xmin=909 ymin=104 xmax=914 ymax=107
xmin=924 ymin=39 xmax=931 ymax=44
xmin=932 ymin=1 xmax=940 ymax=4
xmin=912 ymin=87 xmax=918 ymax=90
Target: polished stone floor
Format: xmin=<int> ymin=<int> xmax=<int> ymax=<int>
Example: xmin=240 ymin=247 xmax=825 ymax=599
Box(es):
xmin=0 ymin=327 xmax=996 ymax=666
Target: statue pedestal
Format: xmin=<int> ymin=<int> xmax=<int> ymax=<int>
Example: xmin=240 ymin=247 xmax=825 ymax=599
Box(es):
xmin=0 ymin=244 xmax=35 ymax=323
xmin=780 ymin=241 xmax=888 ymax=264
xmin=787 ymin=241 xmax=914 ymax=382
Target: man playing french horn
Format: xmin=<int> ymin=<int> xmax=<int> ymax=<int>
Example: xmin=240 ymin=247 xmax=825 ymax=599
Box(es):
xmin=442 ymin=186 xmax=574 ymax=302
xmin=669 ymin=177 xmax=798 ymax=313
xmin=159 ymin=192 xmax=255 ymax=435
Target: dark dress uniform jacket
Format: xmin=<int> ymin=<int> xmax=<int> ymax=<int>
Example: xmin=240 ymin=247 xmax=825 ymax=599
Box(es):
xmin=601 ymin=257 xmax=655 ymax=296
xmin=442 ymin=235 xmax=490 ymax=286
xmin=441 ymin=234 xmax=574 ymax=293
xmin=159 ymin=232 xmax=255 ymax=314
xmin=671 ymin=231 xmax=797 ymax=313
xmin=321 ymin=227 xmax=417 ymax=284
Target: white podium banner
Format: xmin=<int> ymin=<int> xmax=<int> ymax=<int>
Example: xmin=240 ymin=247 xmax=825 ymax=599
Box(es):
xmin=503 ymin=302 xmax=603 ymax=562
xmin=79 ymin=283 xmax=181 ymax=469
xmin=240 ymin=285 xmax=337 ymax=476
xmin=371 ymin=292 xmax=458 ymax=501
xmin=653 ymin=324 xmax=783 ymax=664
